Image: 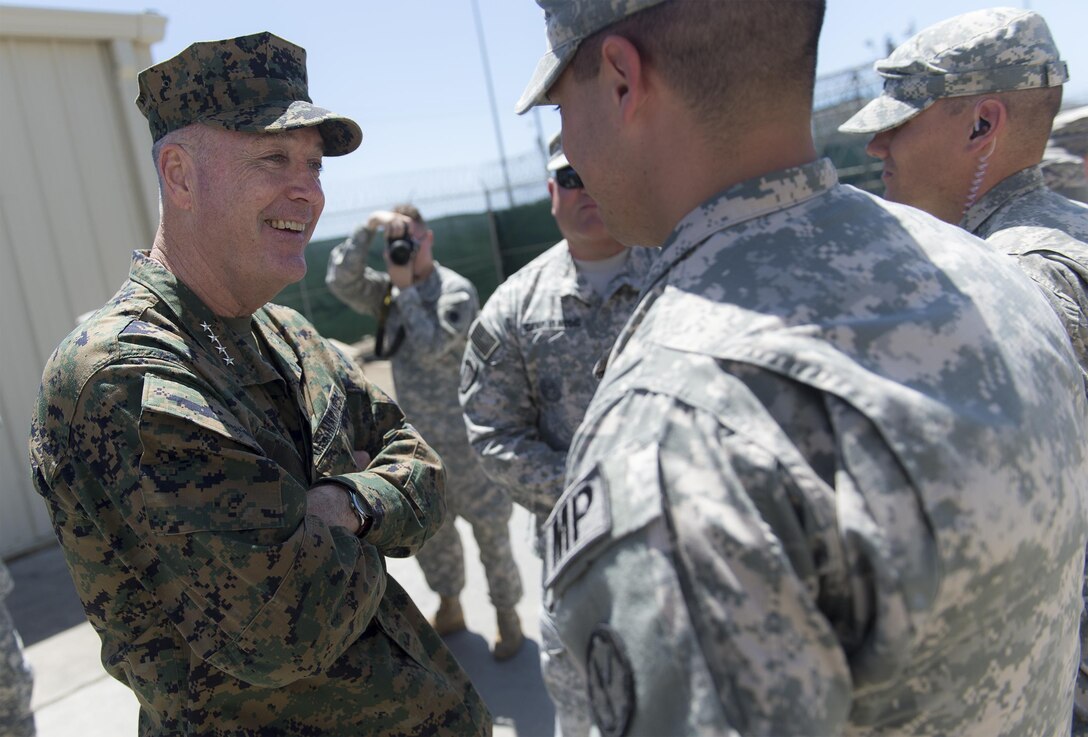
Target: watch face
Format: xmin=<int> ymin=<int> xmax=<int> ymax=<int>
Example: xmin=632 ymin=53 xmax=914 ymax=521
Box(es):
xmin=348 ymin=489 xmax=372 ymax=535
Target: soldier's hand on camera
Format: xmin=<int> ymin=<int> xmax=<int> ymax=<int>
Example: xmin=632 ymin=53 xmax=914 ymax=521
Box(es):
xmin=374 ymin=213 xmax=416 ymax=288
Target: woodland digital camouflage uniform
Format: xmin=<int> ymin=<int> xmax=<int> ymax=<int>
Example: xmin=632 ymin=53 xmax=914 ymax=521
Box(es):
xmin=28 ymin=253 xmax=491 ymax=737
xmin=326 ymin=230 xmax=522 ymax=611
xmin=0 ymin=560 xmax=35 ymax=737
xmin=842 ymin=12 xmax=1088 ymax=731
xmin=459 ymin=240 xmax=654 ymax=735
xmin=544 ymin=157 xmax=1088 ymax=735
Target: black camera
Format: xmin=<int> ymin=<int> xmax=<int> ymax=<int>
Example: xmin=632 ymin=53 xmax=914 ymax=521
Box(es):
xmin=385 ymin=232 xmax=418 ymax=266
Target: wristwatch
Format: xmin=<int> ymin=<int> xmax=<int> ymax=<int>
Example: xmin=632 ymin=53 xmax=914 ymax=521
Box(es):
xmin=344 ymin=487 xmax=373 ymax=537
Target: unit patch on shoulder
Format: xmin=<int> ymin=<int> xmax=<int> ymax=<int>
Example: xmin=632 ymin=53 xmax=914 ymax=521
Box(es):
xmin=543 ymin=471 xmax=611 ymax=589
xmin=586 ymin=623 xmax=636 ymax=737
xmin=469 ymin=321 xmax=500 ymax=361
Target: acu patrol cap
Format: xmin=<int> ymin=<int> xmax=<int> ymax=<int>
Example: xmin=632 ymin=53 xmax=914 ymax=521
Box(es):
xmin=136 ymin=32 xmax=362 ymax=156
xmin=840 ymin=8 xmax=1068 ymax=135
xmin=516 ymin=0 xmax=670 ymax=114
xmin=546 ymin=130 xmax=569 ymax=171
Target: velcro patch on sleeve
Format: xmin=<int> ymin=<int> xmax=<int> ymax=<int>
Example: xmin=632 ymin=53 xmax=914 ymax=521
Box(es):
xmin=543 ymin=469 xmax=612 ymax=589
xmin=470 ymin=321 xmax=500 ymax=361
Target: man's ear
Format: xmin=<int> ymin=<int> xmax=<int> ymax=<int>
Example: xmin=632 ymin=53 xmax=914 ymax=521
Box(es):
xmin=598 ymin=34 xmax=647 ymax=123
xmin=547 ymin=177 xmax=559 ymax=214
xmin=159 ymin=143 xmax=196 ymax=210
xmin=966 ymin=97 xmax=1006 ymax=154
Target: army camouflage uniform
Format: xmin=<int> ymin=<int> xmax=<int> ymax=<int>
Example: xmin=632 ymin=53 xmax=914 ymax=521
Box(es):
xmin=460 ymin=241 xmax=654 ymax=736
xmin=963 ymin=166 xmax=1088 ymax=736
xmin=327 ymin=228 xmax=522 ymax=611
xmin=1042 ymin=147 xmax=1088 ymax=203
xmin=0 ymin=560 xmax=35 ymax=737
xmin=840 ymin=12 xmax=1088 ymax=732
xmin=28 ymin=252 xmax=491 ymax=736
xmin=541 ymin=158 xmax=1088 ymax=736
xmin=962 ymin=165 xmax=1088 ymax=384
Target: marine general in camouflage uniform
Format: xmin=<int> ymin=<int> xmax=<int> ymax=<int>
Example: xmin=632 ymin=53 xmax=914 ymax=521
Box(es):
xmin=518 ymin=1 xmax=1088 ymax=735
xmin=460 ymin=133 xmax=654 ymax=736
xmin=840 ymin=11 xmax=1088 ymax=731
xmin=27 ymin=32 xmax=490 ymax=736
xmin=0 ymin=561 xmax=35 ymax=737
xmin=326 ymin=204 xmax=524 ymax=659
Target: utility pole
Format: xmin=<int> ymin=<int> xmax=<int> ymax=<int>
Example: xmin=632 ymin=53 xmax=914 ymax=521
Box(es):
xmin=471 ymin=0 xmax=516 ymax=208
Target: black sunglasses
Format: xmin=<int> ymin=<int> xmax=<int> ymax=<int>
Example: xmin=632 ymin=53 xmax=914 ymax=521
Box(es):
xmin=555 ymin=166 xmax=584 ymax=190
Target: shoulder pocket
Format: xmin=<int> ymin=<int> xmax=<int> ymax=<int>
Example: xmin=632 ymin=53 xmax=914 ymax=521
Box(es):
xmin=141 ymin=375 xmax=261 ymax=452
xmin=139 ymin=375 xmax=285 ymax=535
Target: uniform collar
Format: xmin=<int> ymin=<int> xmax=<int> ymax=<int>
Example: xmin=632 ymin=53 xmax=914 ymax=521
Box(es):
xmin=959 ymin=165 xmax=1046 ymax=235
xmin=558 ymin=241 xmax=652 ymax=304
xmin=128 ymin=251 xmax=292 ymax=387
xmin=641 ymin=159 xmax=839 ymax=299
xmin=554 ymin=241 xmax=589 ymax=300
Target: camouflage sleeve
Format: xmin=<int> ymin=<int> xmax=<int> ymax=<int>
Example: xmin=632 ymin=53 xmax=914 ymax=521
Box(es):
xmin=393 ymin=278 xmax=479 ymax=360
xmin=551 ymin=376 xmax=937 ymax=734
xmin=325 ymin=225 xmax=390 ymax=317
xmin=1010 ymin=251 xmax=1088 ymax=386
xmin=459 ymin=306 xmax=566 ymax=517
xmin=320 ymin=341 xmax=447 ymax=557
xmin=62 ymin=360 xmax=399 ymax=689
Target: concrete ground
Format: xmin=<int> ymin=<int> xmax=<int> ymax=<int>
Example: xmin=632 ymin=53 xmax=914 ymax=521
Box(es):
xmin=7 ymin=358 xmax=555 ymax=736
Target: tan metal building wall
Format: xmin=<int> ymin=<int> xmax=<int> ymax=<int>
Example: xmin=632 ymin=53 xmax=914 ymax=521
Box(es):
xmin=0 ymin=6 xmax=166 ymax=557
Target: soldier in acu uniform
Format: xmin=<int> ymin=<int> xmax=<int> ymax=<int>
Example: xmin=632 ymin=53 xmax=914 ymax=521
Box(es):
xmin=326 ymin=203 xmax=524 ymax=660
xmin=459 ymin=132 xmax=654 ymax=736
xmin=840 ymin=14 xmax=1088 ymax=731
xmin=841 ymin=8 xmax=1088 ymax=386
xmin=27 ymin=32 xmax=490 ymax=737
xmin=518 ymin=1 xmax=1088 ymax=735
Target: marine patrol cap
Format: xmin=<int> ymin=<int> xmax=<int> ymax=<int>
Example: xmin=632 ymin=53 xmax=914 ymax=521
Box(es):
xmin=840 ymin=8 xmax=1068 ymax=135
xmin=136 ymin=31 xmax=362 ymax=156
xmin=546 ymin=131 xmax=569 ymax=171
xmin=516 ymin=0 xmax=670 ymax=114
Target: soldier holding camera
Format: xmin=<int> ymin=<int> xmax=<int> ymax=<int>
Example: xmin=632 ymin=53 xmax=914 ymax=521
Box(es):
xmin=326 ymin=204 xmax=525 ymax=660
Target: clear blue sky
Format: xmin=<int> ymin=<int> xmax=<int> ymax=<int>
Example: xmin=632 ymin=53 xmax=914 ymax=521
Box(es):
xmin=10 ymin=0 xmax=1087 ymax=234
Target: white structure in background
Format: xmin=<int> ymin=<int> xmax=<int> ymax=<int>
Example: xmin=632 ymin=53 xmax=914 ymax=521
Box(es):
xmin=0 ymin=5 xmax=166 ymax=557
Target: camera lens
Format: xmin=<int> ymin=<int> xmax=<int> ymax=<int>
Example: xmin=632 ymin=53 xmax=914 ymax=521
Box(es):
xmin=387 ymin=238 xmax=415 ymax=266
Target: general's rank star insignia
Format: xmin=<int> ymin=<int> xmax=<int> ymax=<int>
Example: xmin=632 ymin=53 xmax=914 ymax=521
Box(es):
xmin=200 ymin=321 xmax=235 ymax=366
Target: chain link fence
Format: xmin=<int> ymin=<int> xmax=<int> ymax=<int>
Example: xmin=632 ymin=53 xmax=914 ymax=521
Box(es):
xmin=282 ymin=60 xmax=1088 ymax=342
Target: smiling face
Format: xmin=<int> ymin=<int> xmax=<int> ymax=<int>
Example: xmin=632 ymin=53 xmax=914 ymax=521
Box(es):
xmin=190 ymin=125 xmax=325 ymax=304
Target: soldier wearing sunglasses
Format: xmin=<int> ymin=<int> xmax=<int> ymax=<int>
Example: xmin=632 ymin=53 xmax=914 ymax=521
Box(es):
xmin=459 ymin=132 xmax=655 ymax=737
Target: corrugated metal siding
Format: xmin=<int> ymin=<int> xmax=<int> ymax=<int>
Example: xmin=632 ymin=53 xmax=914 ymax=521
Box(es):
xmin=0 ymin=7 xmax=165 ymax=557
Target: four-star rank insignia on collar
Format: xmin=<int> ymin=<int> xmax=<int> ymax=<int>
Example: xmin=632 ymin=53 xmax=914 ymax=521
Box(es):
xmin=200 ymin=321 xmax=235 ymax=366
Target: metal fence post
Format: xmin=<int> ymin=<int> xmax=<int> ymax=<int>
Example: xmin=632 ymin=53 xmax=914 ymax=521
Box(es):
xmin=483 ymin=187 xmax=505 ymax=284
